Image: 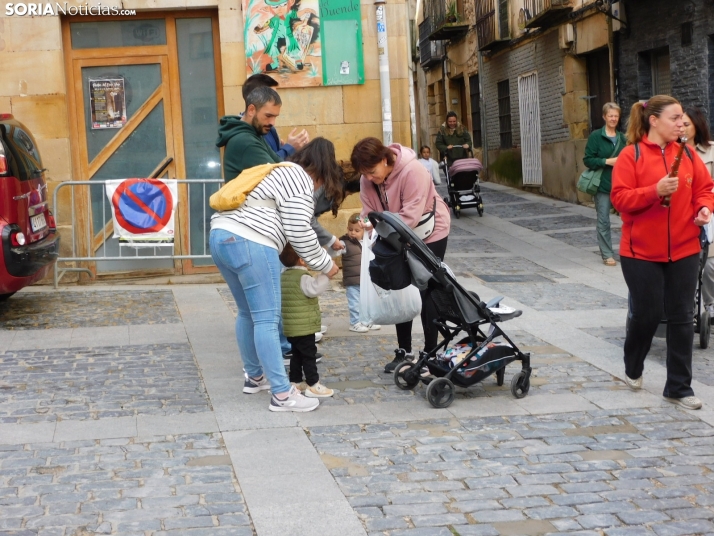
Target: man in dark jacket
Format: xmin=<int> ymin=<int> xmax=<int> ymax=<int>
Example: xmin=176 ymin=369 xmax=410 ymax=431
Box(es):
xmin=216 ymin=87 xmax=282 ymax=181
xmin=435 ymin=111 xmax=472 ymax=167
xmin=241 ymin=74 xmax=308 ymax=160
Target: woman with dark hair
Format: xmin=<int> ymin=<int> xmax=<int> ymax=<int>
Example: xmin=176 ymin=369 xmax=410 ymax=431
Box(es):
xmin=210 ymin=137 xmax=340 ymax=413
xmin=611 ymin=96 xmax=714 ymax=410
xmin=683 ymin=107 xmax=714 ymax=317
xmin=351 ymin=137 xmax=451 ymax=373
xmin=583 ymin=102 xmax=626 ymax=266
xmin=683 ymin=107 xmax=714 ymax=177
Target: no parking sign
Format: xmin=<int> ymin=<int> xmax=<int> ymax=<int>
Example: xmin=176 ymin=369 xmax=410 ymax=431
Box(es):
xmin=105 ymin=178 xmax=178 ymax=239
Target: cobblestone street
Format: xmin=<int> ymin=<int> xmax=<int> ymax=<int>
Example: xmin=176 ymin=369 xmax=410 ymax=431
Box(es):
xmin=2 ymin=182 xmax=714 ymax=535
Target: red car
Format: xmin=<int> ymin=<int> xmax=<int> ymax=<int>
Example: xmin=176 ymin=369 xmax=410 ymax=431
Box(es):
xmin=0 ymin=114 xmax=59 ymax=301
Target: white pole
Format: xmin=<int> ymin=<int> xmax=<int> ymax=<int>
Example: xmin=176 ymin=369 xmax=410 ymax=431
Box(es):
xmin=375 ymin=0 xmax=393 ymax=145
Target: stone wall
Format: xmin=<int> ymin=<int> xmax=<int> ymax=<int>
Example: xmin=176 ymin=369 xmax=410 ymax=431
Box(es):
xmin=617 ymin=0 xmax=714 ymax=119
xmin=220 ymin=0 xmax=413 ymax=162
xmin=482 ymin=29 xmax=570 ymax=151
xmin=1 ymin=0 xmax=415 ymax=273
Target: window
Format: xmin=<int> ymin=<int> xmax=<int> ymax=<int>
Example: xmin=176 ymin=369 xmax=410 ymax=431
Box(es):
xmin=682 ymin=22 xmax=693 ymax=47
xmin=497 ymin=79 xmax=512 ymax=149
xmin=651 ymin=48 xmax=672 ymax=96
xmin=638 ymin=47 xmax=672 ymax=99
xmin=498 ymin=0 xmax=509 ymax=40
xmin=469 ymin=75 xmax=482 ymax=148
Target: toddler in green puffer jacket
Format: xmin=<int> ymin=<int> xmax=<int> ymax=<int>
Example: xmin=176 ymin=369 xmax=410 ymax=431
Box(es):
xmin=280 ymin=244 xmax=334 ymax=398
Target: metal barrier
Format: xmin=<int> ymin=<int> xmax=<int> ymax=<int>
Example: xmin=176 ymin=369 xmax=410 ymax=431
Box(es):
xmin=52 ymin=178 xmax=223 ymax=288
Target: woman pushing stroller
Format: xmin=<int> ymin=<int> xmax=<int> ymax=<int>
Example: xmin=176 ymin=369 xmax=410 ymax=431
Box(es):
xmin=351 ymin=137 xmax=451 ymax=373
xmin=612 ymin=95 xmax=714 ymax=410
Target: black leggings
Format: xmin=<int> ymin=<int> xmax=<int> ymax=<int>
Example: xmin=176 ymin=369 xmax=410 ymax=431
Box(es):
xmin=621 ymin=253 xmax=699 ymax=398
xmin=395 ymin=236 xmax=448 ymax=354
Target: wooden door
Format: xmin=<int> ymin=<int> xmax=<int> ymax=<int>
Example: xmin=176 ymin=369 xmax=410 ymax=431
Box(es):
xmin=62 ymin=12 xmax=223 ymax=277
xmin=586 ymin=47 xmax=611 ymax=133
xmin=71 ymin=55 xmax=179 ymax=274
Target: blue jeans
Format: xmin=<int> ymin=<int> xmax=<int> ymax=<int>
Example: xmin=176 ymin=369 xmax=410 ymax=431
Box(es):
xmin=346 ymin=285 xmax=360 ymax=325
xmin=210 ymin=229 xmax=291 ymax=394
xmin=595 ymin=191 xmax=614 ymax=260
xmin=279 ymin=320 xmax=291 ymax=354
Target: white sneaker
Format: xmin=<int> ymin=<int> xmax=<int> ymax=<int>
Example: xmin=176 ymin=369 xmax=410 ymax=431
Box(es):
xmin=625 ymin=375 xmax=642 ymax=390
xmin=319 ymin=325 xmax=327 ymax=334
xmin=367 ymin=323 xmax=381 ymax=330
xmin=304 ymin=381 xmax=334 ymax=398
xmin=664 ymin=395 xmax=702 ymax=410
xmin=314 ymin=332 xmax=323 ymax=343
xmin=269 ymin=385 xmax=319 ymax=412
xmin=349 ymin=323 xmax=370 ymax=333
xmin=243 ymin=374 xmax=270 ymax=394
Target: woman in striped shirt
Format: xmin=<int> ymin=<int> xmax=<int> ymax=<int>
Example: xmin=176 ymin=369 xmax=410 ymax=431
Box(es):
xmin=210 ymin=138 xmax=341 ymax=413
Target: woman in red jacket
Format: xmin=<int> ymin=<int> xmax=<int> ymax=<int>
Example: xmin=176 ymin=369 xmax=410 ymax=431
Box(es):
xmin=612 ymin=95 xmax=714 ymax=410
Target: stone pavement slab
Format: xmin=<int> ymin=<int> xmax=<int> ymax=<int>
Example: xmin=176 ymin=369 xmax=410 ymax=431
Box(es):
xmin=0 ymin=290 xmax=181 ymax=330
xmin=0 ymin=433 xmax=254 ymax=535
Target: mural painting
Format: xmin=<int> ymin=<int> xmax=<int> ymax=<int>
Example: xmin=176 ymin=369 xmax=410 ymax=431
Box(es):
xmin=243 ymin=0 xmax=322 ymax=87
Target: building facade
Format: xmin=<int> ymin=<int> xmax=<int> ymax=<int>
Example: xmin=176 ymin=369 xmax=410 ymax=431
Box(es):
xmin=0 ymin=0 xmax=414 ymax=280
xmin=418 ymin=0 xmax=622 ymax=202
xmin=616 ymin=0 xmax=714 ymax=121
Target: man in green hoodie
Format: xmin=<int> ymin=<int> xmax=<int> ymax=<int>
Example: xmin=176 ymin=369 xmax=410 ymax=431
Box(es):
xmin=216 ymin=86 xmax=282 ymax=182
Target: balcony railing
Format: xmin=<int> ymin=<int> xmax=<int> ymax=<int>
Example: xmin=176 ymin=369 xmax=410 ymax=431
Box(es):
xmin=424 ymin=0 xmax=470 ymax=41
xmin=418 ymin=17 xmax=445 ymax=69
xmin=476 ymin=0 xmax=509 ymax=51
xmin=523 ymin=0 xmax=572 ymax=28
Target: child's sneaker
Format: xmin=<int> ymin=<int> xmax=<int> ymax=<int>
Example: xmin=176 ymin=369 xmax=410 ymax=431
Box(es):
xmin=349 ymin=322 xmax=370 ymax=333
xmin=243 ymin=374 xmax=270 ymax=394
xmin=319 ymin=325 xmax=328 ymax=334
xmin=315 ymin=332 xmax=323 ymax=343
xmin=291 ymin=381 xmax=308 ymax=392
xmin=367 ymin=323 xmax=381 ymax=330
xmin=269 ymin=385 xmax=319 ymax=412
xmin=304 ymin=381 xmax=334 ymax=398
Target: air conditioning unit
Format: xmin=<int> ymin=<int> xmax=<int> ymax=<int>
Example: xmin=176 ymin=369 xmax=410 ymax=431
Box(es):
xmin=612 ymin=1 xmax=626 ymax=32
xmin=558 ymin=23 xmax=574 ymax=49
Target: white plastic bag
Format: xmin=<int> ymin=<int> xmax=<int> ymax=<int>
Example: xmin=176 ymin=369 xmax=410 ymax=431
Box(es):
xmin=359 ymin=234 xmax=422 ymax=325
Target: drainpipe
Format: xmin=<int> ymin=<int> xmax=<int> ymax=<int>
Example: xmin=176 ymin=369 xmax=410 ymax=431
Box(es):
xmin=477 ymin=49 xmax=489 ymax=176
xmin=406 ymin=18 xmax=418 ymax=151
xmin=375 ymin=0 xmax=393 ymax=145
xmin=607 ymin=10 xmax=615 ymax=101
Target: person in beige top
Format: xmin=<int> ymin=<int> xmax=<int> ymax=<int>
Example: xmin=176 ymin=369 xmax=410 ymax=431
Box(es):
xmin=683 ymin=107 xmax=714 ymax=315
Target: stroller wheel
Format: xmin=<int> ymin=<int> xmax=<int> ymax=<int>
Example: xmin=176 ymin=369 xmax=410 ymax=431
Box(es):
xmin=477 ymin=204 xmax=484 ymax=217
xmin=510 ymin=371 xmax=530 ymax=399
xmin=443 ymin=196 xmax=451 ymax=208
xmin=394 ymin=362 xmax=420 ymax=390
xmin=453 ymin=207 xmax=461 ymax=219
xmin=700 ymin=310 xmax=711 ymax=349
xmin=426 ymin=378 xmax=455 ymax=408
xmin=496 ymin=367 xmax=505 ymax=386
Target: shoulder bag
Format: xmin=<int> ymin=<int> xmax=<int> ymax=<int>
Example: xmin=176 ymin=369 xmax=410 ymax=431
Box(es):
xmin=577 ymin=134 xmax=622 ymax=196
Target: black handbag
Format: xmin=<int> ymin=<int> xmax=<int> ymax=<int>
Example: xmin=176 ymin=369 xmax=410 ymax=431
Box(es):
xmin=369 ymin=238 xmax=412 ymax=291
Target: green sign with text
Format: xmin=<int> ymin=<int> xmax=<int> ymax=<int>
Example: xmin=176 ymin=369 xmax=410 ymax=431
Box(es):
xmin=319 ymin=0 xmax=364 ymax=86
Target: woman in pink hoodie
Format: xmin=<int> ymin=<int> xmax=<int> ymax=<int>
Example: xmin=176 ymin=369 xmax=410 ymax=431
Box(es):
xmin=351 ymin=137 xmax=451 ymax=374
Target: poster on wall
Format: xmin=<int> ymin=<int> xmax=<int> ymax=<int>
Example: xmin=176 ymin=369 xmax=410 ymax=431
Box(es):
xmin=243 ymin=0 xmax=323 ymax=88
xmin=242 ymin=0 xmax=364 ymax=88
xmin=89 ymin=78 xmax=127 ymax=129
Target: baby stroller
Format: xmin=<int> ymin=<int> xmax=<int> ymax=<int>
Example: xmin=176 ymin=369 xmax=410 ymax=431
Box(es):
xmin=368 ymin=211 xmax=532 ymax=408
xmin=625 ymin=232 xmax=712 ymax=349
xmin=441 ymin=150 xmax=484 ymax=219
